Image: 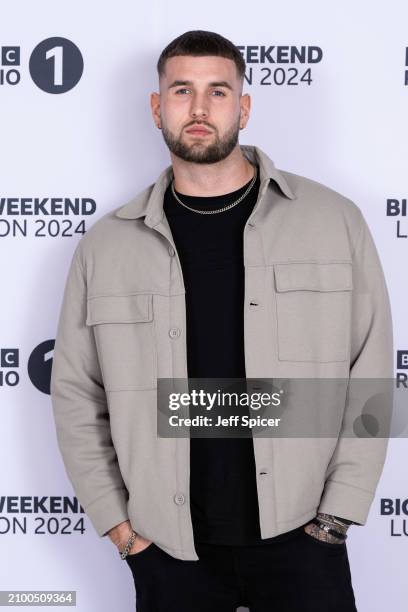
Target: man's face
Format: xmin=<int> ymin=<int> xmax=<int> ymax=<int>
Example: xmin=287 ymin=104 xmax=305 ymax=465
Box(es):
xmin=151 ymin=55 xmax=250 ymax=164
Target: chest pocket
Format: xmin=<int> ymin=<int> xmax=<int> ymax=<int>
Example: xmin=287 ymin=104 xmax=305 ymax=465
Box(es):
xmin=273 ymin=262 xmax=353 ymax=362
xmin=86 ymin=293 xmax=156 ymax=391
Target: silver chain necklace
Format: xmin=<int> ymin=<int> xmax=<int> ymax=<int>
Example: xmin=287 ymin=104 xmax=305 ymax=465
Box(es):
xmin=171 ymin=165 xmax=258 ymax=215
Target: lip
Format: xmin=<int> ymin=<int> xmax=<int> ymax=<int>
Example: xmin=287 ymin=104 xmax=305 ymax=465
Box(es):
xmin=186 ymin=127 xmax=212 ymax=135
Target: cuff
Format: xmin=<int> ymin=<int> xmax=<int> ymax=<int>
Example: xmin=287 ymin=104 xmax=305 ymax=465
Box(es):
xmin=317 ymin=479 xmax=374 ymax=525
xmin=85 ymin=487 xmax=130 ymax=537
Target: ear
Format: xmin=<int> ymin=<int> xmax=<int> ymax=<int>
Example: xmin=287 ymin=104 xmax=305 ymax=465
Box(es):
xmin=150 ymin=92 xmax=161 ymax=129
xmin=239 ymin=93 xmax=251 ymax=129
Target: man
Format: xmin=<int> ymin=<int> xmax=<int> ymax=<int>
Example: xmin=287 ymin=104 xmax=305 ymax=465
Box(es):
xmin=51 ymin=30 xmax=393 ymax=611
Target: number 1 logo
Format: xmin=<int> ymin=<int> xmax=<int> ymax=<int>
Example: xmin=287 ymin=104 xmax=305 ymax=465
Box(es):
xmin=29 ymin=37 xmax=83 ymax=93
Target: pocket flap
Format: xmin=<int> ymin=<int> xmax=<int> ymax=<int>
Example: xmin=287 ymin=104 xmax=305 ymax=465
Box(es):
xmin=274 ymin=262 xmax=353 ymax=292
xmin=86 ymin=294 xmax=153 ymax=325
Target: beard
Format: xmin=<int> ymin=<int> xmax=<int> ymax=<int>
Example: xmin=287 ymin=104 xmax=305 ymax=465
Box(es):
xmin=160 ymin=115 xmax=241 ymax=164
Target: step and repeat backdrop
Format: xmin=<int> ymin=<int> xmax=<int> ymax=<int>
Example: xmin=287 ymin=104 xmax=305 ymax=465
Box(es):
xmin=1 ymin=1 xmax=407 ymax=610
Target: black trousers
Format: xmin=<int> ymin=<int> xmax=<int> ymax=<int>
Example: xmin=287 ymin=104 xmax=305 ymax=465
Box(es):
xmin=124 ymin=523 xmax=358 ymax=611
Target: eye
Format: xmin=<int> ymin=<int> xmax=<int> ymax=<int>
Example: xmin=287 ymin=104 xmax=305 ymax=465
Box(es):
xmin=174 ymin=88 xmax=226 ymax=96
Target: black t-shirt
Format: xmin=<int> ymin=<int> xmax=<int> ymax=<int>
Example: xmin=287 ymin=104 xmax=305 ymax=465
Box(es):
xmin=163 ymin=164 xmax=276 ymax=545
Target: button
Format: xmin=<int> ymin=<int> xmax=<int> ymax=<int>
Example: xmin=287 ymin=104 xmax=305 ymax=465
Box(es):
xmin=174 ymin=493 xmax=185 ymax=505
xmin=168 ymin=245 xmax=175 ymax=256
xmin=169 ymin=327 xmax=181 ymax=339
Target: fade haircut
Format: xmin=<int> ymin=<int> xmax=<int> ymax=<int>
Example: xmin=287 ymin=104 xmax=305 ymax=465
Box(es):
xmin=157 ymin=30 xmax=246 ymax=92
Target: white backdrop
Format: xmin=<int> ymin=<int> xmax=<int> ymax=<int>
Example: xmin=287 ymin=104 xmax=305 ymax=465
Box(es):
xmin=1 ymin=1 xmax=407 ymax=610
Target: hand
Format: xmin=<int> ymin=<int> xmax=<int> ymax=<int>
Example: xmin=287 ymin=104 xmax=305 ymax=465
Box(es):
xmin=107 ymin=520 xmax=133 ymax=548
xmin=107 ymin=520 xmax=153 ymax=555
xmin=304 ymin=521 xmax=345 ymax=544
xmin=127 ymin=533 xmax=153 ymax=555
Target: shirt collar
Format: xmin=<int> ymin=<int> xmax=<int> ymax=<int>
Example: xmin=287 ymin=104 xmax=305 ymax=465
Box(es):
xmin=115 ymin=144 xmax=296 ymax=224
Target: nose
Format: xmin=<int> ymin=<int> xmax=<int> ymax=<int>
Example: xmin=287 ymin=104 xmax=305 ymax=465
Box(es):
xmin=189 ymin=92 xmax=209 ymax=119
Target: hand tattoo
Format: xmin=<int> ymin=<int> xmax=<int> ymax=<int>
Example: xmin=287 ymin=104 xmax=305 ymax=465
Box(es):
xmin=304 ymin=521 xmax=345 ymax=544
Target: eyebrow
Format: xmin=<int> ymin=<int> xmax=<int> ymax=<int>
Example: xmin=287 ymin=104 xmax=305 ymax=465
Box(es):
xmin=168 ymin=79 xmax=233 ymax=91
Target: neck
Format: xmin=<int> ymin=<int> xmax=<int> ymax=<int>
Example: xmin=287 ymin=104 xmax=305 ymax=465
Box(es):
xmin=170 ymin=145 xmax=255 ymax=197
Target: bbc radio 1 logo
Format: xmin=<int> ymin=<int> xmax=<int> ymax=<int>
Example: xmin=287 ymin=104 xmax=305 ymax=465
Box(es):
xmin=0 ymin=349 xmax=19 ymax=386
xmin=1 ymin=340 xmax=55 ymax=394
xmin=1 ymin=37 xmax=83 ymax=93
xmin=0 ymin=46 xmax=20 ymax=85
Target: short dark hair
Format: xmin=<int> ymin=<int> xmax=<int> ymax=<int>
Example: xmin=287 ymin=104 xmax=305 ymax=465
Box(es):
xmin=157 ymin=30 xmax=246 ymax=86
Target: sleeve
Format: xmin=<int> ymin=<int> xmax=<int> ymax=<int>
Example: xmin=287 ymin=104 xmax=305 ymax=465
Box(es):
xmin=50 ymin=244 xmax=130 ymax=537
xmin=317 ymin=207 xmax=394 ymax=525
